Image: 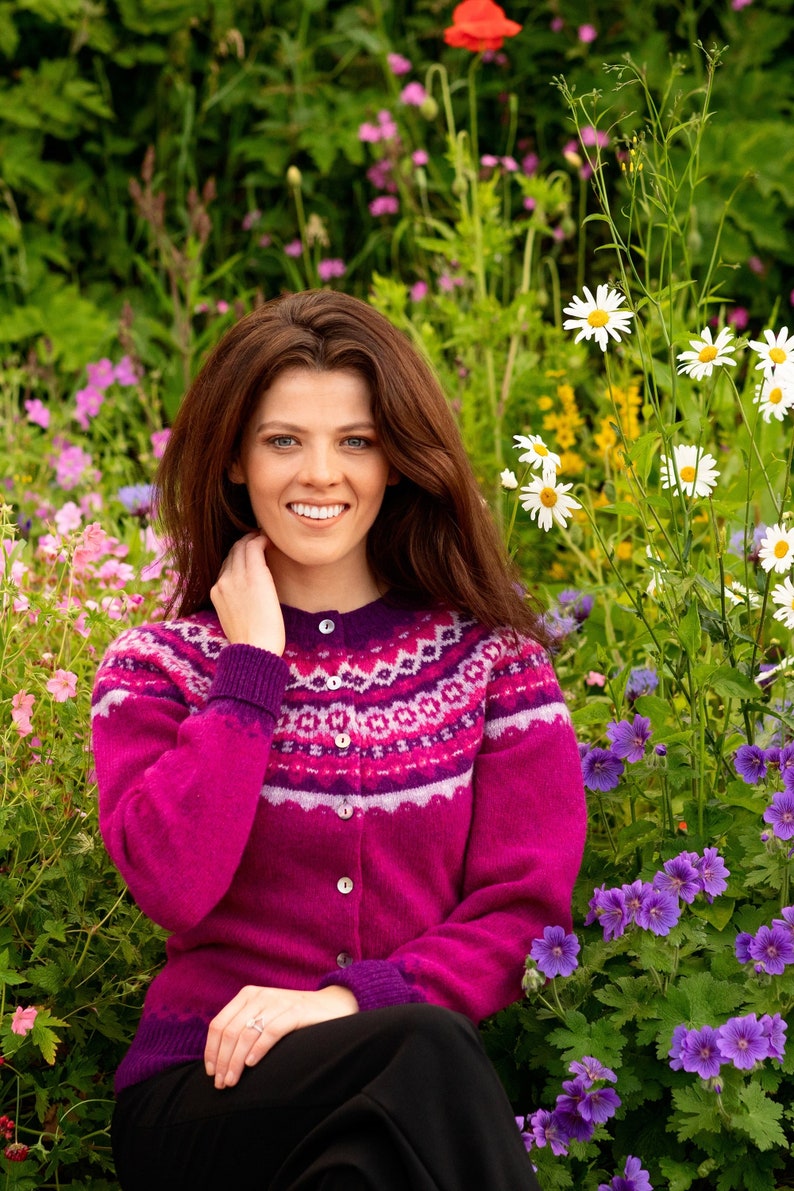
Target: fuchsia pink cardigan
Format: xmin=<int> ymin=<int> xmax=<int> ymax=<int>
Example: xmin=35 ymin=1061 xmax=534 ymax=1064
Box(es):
xmin=92 ymin=598 xmax=586 ymax=1092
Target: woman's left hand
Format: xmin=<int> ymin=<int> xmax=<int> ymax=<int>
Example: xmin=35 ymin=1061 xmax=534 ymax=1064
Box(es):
xmin=204 ymin=984 xmax=358 ymax=1089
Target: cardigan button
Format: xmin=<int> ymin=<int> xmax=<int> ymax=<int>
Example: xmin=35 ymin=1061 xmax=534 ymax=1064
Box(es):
xmin=334 ymin=732 xmax=351 ymax=750
xmin=337 ymin=803 xmax=354 ymax=820
xmin=326 ymin=675 xmax=342 ymax=690
xmin=318 ymin=618 xmax=335 ymax=634
xmin=337 ymin=877 xmax=354 ymax=895
xmin=336 ymin=951 xmax=353 ymax=968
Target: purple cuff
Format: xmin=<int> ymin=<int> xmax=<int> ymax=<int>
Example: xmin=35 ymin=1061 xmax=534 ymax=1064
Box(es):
xmin=208 ymin=644 xmax=289 ymax=718
xmin=319 ymin=960 xmax=426 ymax=1011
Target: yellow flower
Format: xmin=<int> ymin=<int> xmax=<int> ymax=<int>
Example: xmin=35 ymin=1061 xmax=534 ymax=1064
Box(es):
xmin=594 ymin=418 xmax=618 ymax=454
xmin=559 ymin=450 xmax=585 ymax=475
xmin=537 ymin=395 xmax=553 ymax=411
xmin=549 ymin=562 xmax=568 ymax=580
xmin=616 ymin=540 xmax=633 ymax=561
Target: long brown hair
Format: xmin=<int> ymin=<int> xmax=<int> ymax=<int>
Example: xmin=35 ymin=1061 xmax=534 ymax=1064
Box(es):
xmin=156 ymin=289 xmax=547 ymax=640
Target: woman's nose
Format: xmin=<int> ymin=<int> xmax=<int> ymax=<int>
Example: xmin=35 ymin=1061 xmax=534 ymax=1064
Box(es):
xmin=297 ymin=444 xmax=341 ymax=486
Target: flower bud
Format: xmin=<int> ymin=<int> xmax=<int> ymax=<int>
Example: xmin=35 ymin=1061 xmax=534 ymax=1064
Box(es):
xmin=286 ymin=165 xmax=302 ymax=189
xmin=522 ymin=962 xmax=545 ymax=995
xmin=419 ymin=96 xmax=439 ymax=121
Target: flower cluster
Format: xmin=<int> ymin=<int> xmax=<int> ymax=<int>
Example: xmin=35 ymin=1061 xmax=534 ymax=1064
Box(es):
xmin=669 ymin=1012 xmax=785 ymax=1078
xmin=584 ymin=849 xmax=730 ymax=940
xmin=0 ymin=1115 xmax=15 ymax=1141
xmin=733 ymin=744 xmax=794 ymax=843
xmin=735 ymin=905 xmax=794 ymax=975
xmin=748 ymin=327 xmax=794 ymax=422
xmin=580 ymin=713 xmax=653 ymax=792
xmin=513 ymin=432 xmax=581 ymax=532
xmin=545 ymin=588 xmax=594 ymax=638
xmin=598 ymin=1156 xmax=653 ymax=1191
xmin=516 ymin=1056 xmax=621 ymax=1157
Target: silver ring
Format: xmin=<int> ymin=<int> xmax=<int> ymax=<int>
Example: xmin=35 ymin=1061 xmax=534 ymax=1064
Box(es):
xmin=245 ymin=1017 xmax=264 ymax=1034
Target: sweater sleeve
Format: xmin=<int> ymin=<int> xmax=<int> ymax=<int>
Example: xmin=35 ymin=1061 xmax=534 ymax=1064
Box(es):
xmin=320 ymin=635 xmax=587 ymax=1020
xmin=92 ymin=622 xmax=289 ymax=934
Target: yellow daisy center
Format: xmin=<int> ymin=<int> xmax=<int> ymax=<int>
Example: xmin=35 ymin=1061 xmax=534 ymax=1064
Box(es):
xmin=698 ymin=345 xmax=718 ymax=363
xmin=587 ymin=310 xmax=609 ymax=327
xmin=679 ymin=466 xmax=696 ymax=482
xmin=770 ymin=347 xmax=787 ymax=364
xmin=774 ymin=541 xmax=790 ymax=559
xmin=534 ymin=444 xmax=549 ymax=456
xmin=539 ymin=487 xmax=559 ymax=508
xmin=769 ymin=387 xmax=783 ymax=405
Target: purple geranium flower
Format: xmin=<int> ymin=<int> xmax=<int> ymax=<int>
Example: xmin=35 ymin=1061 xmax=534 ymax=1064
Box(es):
xmin=635 ymin=889 xmax=681 ymax=936
xmin=621 ymin=880 xmax=654 ymax=925
xmin=748 ymin=924 xmax=794 ymax=975
xmin=653 ymin=854 xmax=701 ymax=903
xmin=529 ymin=1108 xmax=569 ymax=1155
xmin=530 ymin=926 xmax=580 ymax=978
xmin=780 ymin=745 xmax=794 ymax=786
xmin=680 ymin=1025 xmax=723 ymax=1079
xmin=694 ymin=848 xmax=730 ymax=900
xmin=578 ymin=1084 xmax=621 ymax=1123
xmin=606 ymin=715 xmax=653 ymax=762
xmin=588 ymin=886 xmax=629 ymax=941
xmin=772 ymin=906 xmax=794 ymax=935
xmin=734 ymin=743 xmax=767 ymax=784
xmin=582 ymin=748 xmax=625 ymax=791
xmin=598 ymin=1155 xmax=654 ymax=1191
xmin=735 ymin=931 xmax=754 ymax=963
xmin=763 ymin=790 xmax=794 ymax=839
xmin=569 ymin=1056 xmax=617 ymax=1083
xmin=669 ymin=1024 xmax=689 ymax=1071
xmin=717 ymin=1014 xmax=768 ymax=1070
xmin=760 ymin=1013 xmax=787 ymax=1063
xmin=552 ymin=1104 xmax=595 ymax=1143
xmin=625 ymin=667 xmax=658 ymax=701
xmin=557 ymin=589 xmax=595 ymax=623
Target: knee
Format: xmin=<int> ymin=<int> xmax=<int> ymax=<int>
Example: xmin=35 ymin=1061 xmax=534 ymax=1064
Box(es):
xmin=371 ymin=1002 xmax=483 ymax=1063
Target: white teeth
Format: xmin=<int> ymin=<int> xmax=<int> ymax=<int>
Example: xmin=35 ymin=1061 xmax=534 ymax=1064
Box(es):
xmin=290 ymin=503 xmax=345 ymax=520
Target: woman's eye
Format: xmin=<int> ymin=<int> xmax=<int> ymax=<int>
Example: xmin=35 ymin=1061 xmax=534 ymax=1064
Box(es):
xmin=269 ymin=436 xmax=296 ymax=448
xmin=344 ymin=437 xmax=370 ymax=449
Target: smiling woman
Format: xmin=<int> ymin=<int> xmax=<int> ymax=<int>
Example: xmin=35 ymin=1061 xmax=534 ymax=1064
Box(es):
xmin=92 ymin=290 xmax=586 ymax=1191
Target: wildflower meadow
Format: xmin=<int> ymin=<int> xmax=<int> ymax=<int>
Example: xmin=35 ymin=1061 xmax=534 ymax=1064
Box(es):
xmin=3 ymin=0 xmax=794 ymax=1187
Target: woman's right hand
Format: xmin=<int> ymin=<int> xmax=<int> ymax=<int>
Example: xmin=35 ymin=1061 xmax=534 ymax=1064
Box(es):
xmin=210 ymin=532 xmax=286 ymax=656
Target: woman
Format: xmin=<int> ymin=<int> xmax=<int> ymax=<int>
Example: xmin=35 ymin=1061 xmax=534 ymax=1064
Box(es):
xmin=92 ymin=289 xmax=586 ymax=1190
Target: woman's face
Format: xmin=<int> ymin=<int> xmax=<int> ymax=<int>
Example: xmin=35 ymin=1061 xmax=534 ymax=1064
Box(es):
xmin=229 ymin=368 xmax=397 ymax=601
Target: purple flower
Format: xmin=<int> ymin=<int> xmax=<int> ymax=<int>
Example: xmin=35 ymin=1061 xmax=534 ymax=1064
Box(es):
xmin=557 ymin=589 xmax=594 ymax=622
xmin=117 ymin=484 xmax=155 ymax=516
xmin=25 ymin=398 xmax=50 ymax=428
xmin=114 ymin=356 xmax=138 ymax=386
xmin=369 ymin=195 xmax=399 ymax=217
xmin=569 ymin=1056 xmax=617 ymax=1083
xmin=621 ymin=880 xmax=654 ymax=924
xmin=669 ymin=1024 xmax=689 ymax=1071
xmin=681 ymin=1025 xmax=723 ymax=1079
xmin=734 ymin=743 xmax=767 ymax=783
xmin=772 ymin=906 xmax=794 ymax=934
xmin=552 ymin=1104 xmax=595 ymax=1143
xmin=654 ymin=743 xmax=667 ymax=756
xmin=694 ymin=848 xmax=729 ymax=900
xmin=607 ymin=715 xmax=653 ymax=762
xmin=654 ymin=854 xmax=700 ymax=903
xmin=529 ymin=1108 xmax=568 ymax=1156
xmin=625 ymin=667 xmax=658 ymax=701
xmin=717 ymin=1014 xmax=768 ymax=1069
xmin=748 ymin=925 xmax=794 ymax=975
xmin=317 ymin=258 xmax=346 ymax=282
xmin=86 ymin=357 xmax=115 ymax=390
xmin=764 ymin=790 xmax=794 ymax=839
xmin=735 ymin=931 xmax=754 ymax=963
xmin=582 ymin=748 xmax=624 ymax=792
xmin=594 ymin=887 xmax=629 ymax=941
xmin=780 ymin=747 xmax=794 ymax=787
xmin=598 ymin=1155 xmax=653 ymax=1191
xmin=760 ymin=1013 xmax=787 ymax=1062
xmin=530 ymin=925 xmax=580 ymax=978
xmin=635 ymin=889 xmax=681 ymax=936
xmin=577 ymin=1084 xmax=621 ymax=1123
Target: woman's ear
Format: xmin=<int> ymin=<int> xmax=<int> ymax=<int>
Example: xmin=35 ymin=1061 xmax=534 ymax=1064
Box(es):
xmin=387 ymin=467 xmax=400 ymax=486
xmin=228 ymin=459 xmax=245 ymax=484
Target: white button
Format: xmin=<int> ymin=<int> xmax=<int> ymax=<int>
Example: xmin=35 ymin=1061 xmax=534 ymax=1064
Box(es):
xmin=326 ymin=675 xmax=342 ymax=690
xmin=337 ymin=802 xmax=353 ymax=820
xmin=337 ymin=877 xmax=354 ymax=894
xmin=337 ymin=951 xmax=353 ymax=967
xmin=319 ymin=619 xmax=335 ymax=634
xmin=335 ymin=733 xmax=351 ymax=749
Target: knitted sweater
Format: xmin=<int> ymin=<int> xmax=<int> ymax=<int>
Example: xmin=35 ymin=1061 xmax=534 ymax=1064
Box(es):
xmin=92 ymin=598 xmax=586 ymax=1093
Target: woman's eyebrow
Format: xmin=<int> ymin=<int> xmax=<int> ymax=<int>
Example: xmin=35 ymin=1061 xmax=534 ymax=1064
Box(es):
xmin=255 ymin=420 xmax=377 ymax=433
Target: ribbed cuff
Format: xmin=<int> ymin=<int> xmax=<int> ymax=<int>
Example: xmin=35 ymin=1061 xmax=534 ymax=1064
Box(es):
xmin=208 ymin=644 xmax=289 ymax=718
xmin=319 ymin=960 xmax=426 ymax=1012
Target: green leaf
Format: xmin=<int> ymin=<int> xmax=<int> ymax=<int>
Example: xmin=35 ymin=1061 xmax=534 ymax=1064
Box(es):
xmin=0 ymin=947 xmax=25 ymax=987
xmin=690 ymin=898 xmax=735 ymax=931
xmin=571 ymin=701 xmax=613 ymax=726
xmin=707 ymin=666 xmax=759 ymax=700
xmin=546 ymin=1010 xmax=625 ymax=1069
xmin=731 ymin=1081 xmax=786 ymax=1150
xmin=722 ymin=780 xmax=766 ymax=813
xmin=678 ymin=601 xmax=701 ymax=660
xmin=671 ymin=1081 xmax=723 ymax=1141
xmin=633 ymin=694 xmax=674 ymax=728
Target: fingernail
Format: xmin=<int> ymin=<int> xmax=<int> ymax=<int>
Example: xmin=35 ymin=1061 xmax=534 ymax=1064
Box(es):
xmin=206 ymin=1064 xmax=215 ymax=1076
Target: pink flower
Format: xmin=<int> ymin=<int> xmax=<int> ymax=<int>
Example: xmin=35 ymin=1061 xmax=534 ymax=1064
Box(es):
xmin=284 ymin=239 xmax=303 ymax=257
xmin=150 ymin=429 xmax=170 ymax=459
xmin=731 ymin=0 xmax=752 ymax=8
xmin=74 ymin=385 xmax=103 ymax=430
xmin=86 ymin=358 xmax=115 ymax=390
xmin=387 ymin=52 xmax=412 ymax=76
xmin=400 ymin=82 xmax=428 ymax=106
xmin=481 ymin=154 xmax=500 ymax=168
xmin=317 ymin=258 xmax=347 ymax=282
xmin=501 ymin=155 xmax=519 ymax=172
xmin=377 ymin=109 xmax=399 ymax=139
xmin=369 ymin=195 xmax=399 ymax=217
xmin=216 ymin=300 xmax=230 ymax=314
xmin=359 ymin=122 xmax=382 ymax=143
xmin=410 ymin=281 xmax=428 ymax=301
xmin=578 ymin=23 xmax=597 ymax=42
xmin=11 ymin=691 xmax=35 ymax=737
xmin=73 ymin=522 xmax=111 ymax=569
xmin=24 ymin=398 xmax=50 ymax=429
xmin=522 ymin=152 xmax=539 ymax=175
xmin=54 ymin=501 xmax=82 ymax=535
xmin=580 ymin=125 xmax=609 ymax=149
xmin=241 ymin=209 xmax=261 ymax=230
xmin=748 ymin=255 xmax=765 ymax=276
xmin=523 ymin=196 xmax=536 ymax=211
xmin=10 ymin=1006 xmax=37 ymax=1036
xmin=258 ymin=233 xmax=272 ymax=248
xmin=727 ymin=306 xmax=750 ymax=331
xmin=53 ymin=442 xmax=93 ymax=490
xmin=46 ymin=669 xmax=78 ymax=702
xmin=412 ymin=149 xmax=429 ymax=167
xmin=114 ymin=356 xmax=138 ymax=386
xmin=550 ymin=16 xmax=564 ymax=31
xmin=586 ymin=671 xmax=607 ymax=687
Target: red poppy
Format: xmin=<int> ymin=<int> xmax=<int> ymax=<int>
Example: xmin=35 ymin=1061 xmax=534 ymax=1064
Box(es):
xmin=443 ymin=0 xmax=522 ymax=51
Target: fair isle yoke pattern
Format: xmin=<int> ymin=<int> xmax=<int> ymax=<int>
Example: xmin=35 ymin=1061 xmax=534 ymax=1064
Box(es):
xmin=92 ymin=598 xmax=587 ymax=1093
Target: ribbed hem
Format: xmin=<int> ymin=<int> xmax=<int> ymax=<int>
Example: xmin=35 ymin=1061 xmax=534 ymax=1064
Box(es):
xmin=115 ymin=1012 xmax=209 ymax=1094
xmin=208 ymin=645 xmax=289 ymax=716
xmin=319 ymin=960 xmax=426 ymax=1011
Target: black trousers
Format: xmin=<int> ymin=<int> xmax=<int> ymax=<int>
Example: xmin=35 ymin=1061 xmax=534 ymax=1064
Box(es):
xmin=111 ymin=1003 xmax=539 ymax=1191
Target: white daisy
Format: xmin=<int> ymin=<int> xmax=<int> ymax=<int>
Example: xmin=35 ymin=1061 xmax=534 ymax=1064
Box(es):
xmin=676 ymin=326 xmax=736 ymax=381
xmin=771 ymin=576 xmax=794 ymax=630
xmin=562 ymin=284 xmax=634 ymax=352
xmin=724 ymin=580 xmax=761 ymax=609
xmin=754 ymin=370 xmax=794 ymax=422
xmin=758 ymin=523 xmax=794 ymax=574
xmin=748 ymin=327 xmax=794 ymax=376
xmin=660 ymin=444 xmax=720 ymax=498
xmin=500 ymin=468 xmax=518 ymax=490
xmin=513 ymin=434 xmax=561 ymax=473
xmin=520 ymin=476 xmax=581 ymax=531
